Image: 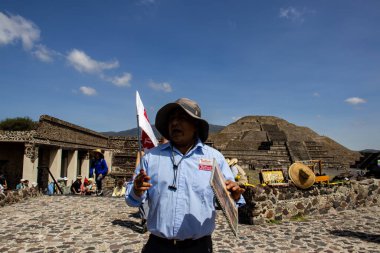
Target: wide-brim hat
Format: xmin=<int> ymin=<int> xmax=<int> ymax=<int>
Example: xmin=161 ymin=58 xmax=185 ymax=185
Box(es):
xmin=288 ymin=162 xmax=316 ymax=189
xmin=228 ymin=158 xmax=238 ymax=166
xmin=92 ymin=149 xmax=103 ymax=154
xmin=155 ymin=98 xmax=209 ymax=143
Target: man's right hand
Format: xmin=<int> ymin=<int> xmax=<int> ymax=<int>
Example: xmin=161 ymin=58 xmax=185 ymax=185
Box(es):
xmin=133 ymin=170 xmax=151 ymax=197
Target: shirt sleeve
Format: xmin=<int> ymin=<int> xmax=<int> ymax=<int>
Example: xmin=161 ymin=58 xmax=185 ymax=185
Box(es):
xmin=101 ymin=159 xmax=109 ymax=175
xmin=218 ymin=154 xmax=246 ymax=208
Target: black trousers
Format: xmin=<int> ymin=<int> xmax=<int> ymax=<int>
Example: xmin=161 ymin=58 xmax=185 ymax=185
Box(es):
xmin=95 ymin=175 xmax=104 ymax=191
xmin=142 ymin=234 xmax=212 ymax=253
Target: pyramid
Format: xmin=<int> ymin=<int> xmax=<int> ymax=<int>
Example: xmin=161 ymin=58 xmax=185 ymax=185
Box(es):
xmin=209 ymin=116 xmax=361 ymax=170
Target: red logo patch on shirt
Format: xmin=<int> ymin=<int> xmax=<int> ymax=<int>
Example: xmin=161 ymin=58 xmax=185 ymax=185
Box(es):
xmin=199 ymin=159 xmax=213 ymax=171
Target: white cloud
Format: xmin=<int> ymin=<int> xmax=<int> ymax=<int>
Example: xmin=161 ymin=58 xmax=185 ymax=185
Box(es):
xmin=279 ymin=7 xmax=305 ymax=23
xmin=67 ymin=49 xmax=119 ymax=74
xmin=313 ymin=92 xmax=320 ymax=97
xmin=32 ymin=44 xmax=58 ymax=62
xmin=110 ymin=72 xmax=132 ymax=87
xmin=345 ymin=97 xmax=367 ymax=105
xmin=0 ymin=11 xmax=40 ymax=50
xmin=232 ymin=116 xmax=242 ymax=121
xmin=149 ymin=81 xmax=172 ymax=93
xmin=79 ymin=86 xmax=97 ymax=96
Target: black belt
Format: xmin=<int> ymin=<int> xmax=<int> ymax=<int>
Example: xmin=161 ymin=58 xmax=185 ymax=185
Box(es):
xmin=149 ymin=234 xmax=211 ymax=247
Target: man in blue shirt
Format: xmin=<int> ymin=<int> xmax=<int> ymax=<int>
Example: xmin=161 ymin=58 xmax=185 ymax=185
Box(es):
xmin=126 ymin=98 xmax=245 ymax=253
xmin=90 ymin=149 xmax=108 ymax=196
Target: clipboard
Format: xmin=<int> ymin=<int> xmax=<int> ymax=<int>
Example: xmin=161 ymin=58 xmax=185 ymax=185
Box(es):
xmin=210 ymin=159 xmax=238 ymax=237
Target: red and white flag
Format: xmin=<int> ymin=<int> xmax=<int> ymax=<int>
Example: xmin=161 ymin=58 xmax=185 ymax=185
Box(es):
xmin=136 ymin=91 xmax=158 ymax=149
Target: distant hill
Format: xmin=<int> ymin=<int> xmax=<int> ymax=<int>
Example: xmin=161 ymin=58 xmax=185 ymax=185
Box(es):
xmin=360 ymin=149 xmax=380 ymax=154
xmin=102 ymin=124 xmax=225 ymax=137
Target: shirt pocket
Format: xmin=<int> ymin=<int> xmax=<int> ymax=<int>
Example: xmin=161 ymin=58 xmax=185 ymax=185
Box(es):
xmin=191 ymin=169 xmax=214 ymax=206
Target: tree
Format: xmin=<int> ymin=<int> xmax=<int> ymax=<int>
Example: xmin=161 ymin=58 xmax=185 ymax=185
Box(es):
xmin=0 ymin=117 xmax=37 ymax=131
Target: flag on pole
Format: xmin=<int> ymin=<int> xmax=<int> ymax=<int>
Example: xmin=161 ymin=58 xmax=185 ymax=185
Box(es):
xmin=136 ymin=91 xmax=158 ymax=149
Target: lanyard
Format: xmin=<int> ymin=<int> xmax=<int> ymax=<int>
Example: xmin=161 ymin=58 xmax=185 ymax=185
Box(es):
xmin=168 ymin=144 xmax=193 ymax=191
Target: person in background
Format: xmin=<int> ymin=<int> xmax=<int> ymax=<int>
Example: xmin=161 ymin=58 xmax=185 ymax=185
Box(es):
xmin=126 ymin=98 xmax=245 ymax=253
xmin=0 ymin=174 xmax=8 ymax=191
xmin=90 ymin=149 xmax=109 ymax=196
xmin=57 ymin=177 xmax=70 ymax=194
xmin=228 ymin=158 xmax=248 ymax=185
xmin=71 ymin=176 xmax=82 ymax=195
xmin=23 ymin=179 xmax=29 ymax=188
xmin=80 ymin=178 xmax=89 ymax=195
xmin=16 ymin=179 xmax=25 ymax=190
xmin=112 ymin=179 xmax=126 ymax=197
xmin=86 ymin=178 xmax=97 ymax=195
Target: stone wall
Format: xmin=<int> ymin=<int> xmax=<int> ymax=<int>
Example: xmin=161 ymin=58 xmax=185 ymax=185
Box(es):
xmin=36 ymin=115 xmax=109 ymax=149
xmin=103 ymin=137 xmax=139 ymax=188
xmin=0 ymin=187 xmax=42 ymax=207
xmin=239 ymin=179 xmax=380 ymax=225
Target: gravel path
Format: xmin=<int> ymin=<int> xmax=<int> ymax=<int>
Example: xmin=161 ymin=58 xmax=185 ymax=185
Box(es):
xmin=0 ymin=195 xmax=379 ymax=253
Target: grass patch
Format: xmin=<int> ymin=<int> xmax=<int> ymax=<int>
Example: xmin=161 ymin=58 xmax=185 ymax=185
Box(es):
xmin=267 ymin=219 xmax=282 ymax=225
xmin=290 ymin=213 xmax=309 ymax=222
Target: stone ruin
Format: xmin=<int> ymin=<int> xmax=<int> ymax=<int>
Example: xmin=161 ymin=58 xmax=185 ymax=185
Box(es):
xmin=239 ymin=179 xmax=380 ymax=224
xmin=105 ymin=136 xmax=139 ymax=187
xmin=209 ymin=116 xmax=361 ymax=171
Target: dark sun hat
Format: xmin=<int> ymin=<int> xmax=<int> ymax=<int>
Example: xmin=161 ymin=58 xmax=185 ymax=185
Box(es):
xmin=155 ymin=98 xmax=209 ymax=142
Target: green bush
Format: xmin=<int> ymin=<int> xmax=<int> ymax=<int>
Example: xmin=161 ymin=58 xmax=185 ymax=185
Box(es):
xmin=0 ymin=117 xmax=37 ymax=131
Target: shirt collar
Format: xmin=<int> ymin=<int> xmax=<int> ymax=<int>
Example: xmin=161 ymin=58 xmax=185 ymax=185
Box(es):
xmin=160 ymin=138 xmax=204 ymax=154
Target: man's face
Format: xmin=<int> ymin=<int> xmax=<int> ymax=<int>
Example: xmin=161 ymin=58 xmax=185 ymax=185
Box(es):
xmin=168 ymin=109 xmax=197 ymax=147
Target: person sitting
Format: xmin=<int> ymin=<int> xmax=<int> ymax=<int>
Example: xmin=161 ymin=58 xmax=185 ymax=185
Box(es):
xmin=0 ymin=174 xmax=8 ymax=191
xmin=85 ymin=178 xmax=97 ymax=195
xmin=16 ymin=179 xmax=26 ymax=190
xmin=71 ymin=176 xmax=82 ymax=195
xmin=80 ymin=178 xmax=89 ymax=195
xmin=57 ymin=177 xmax=70 ymax=194
xmin=0 ymin=183 xmax=4 ymax=195
xmin=112 ymin=179 xmax=126 ymax=197
xmin=23 ymin=179 xmax=30 ymax=188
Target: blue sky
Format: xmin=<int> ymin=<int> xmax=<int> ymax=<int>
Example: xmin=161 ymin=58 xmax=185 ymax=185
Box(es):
xmin=0 ymin=0 xmax=379 ymax=151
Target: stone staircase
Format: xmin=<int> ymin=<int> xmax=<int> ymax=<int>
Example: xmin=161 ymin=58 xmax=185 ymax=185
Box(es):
xmin=286 ymin=141 xmax=311 ymax=162
xmin=304 ymin=141 xmax=340 ymax=168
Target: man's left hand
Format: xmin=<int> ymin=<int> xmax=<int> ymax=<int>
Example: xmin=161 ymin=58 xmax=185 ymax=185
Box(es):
xmin=225 ymin=180 xmax=245 ymax=201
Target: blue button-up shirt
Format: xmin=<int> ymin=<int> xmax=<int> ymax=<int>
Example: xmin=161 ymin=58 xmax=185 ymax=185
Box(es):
xmin=126 ymin=139 xmax=245 ymax=240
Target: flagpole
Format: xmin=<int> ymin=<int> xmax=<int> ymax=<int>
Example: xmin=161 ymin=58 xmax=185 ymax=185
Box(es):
xmin=136 ymin=92 xmax=144 ymax=170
